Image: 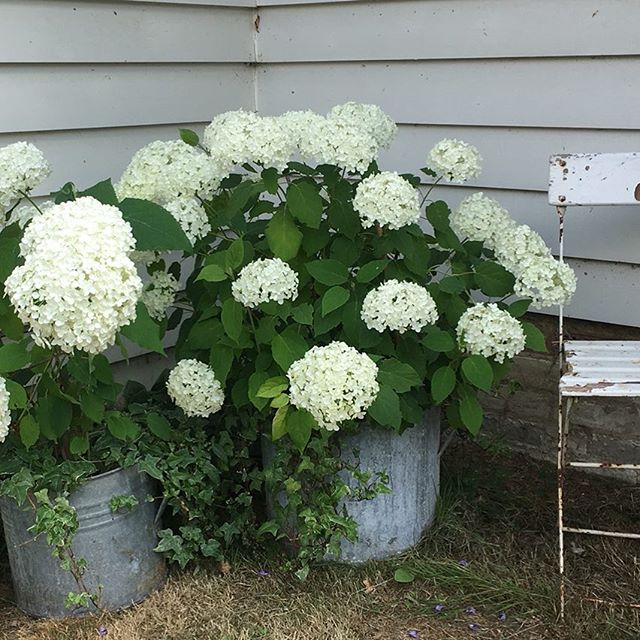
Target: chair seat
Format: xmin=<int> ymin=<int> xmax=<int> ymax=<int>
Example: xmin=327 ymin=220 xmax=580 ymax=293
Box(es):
xmin=560 ymin=340 xmax=640 ymax=397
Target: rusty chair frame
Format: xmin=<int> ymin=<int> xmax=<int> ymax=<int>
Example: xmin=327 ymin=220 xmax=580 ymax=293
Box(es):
xmin=549 ymin=152 xmax=640 ymax=617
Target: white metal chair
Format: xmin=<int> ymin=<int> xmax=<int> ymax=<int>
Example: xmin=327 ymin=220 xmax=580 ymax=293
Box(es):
xmin=549 ymin=152 xmax=640 ymax=616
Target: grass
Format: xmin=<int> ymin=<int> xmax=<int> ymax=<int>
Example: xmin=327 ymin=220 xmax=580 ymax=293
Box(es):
xmin=1 ymin=437 xmax=639 ymax=639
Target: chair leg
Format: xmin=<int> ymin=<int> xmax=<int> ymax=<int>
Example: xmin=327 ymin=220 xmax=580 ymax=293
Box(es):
xmin=558 ymin=395 xmax=573 ymax=619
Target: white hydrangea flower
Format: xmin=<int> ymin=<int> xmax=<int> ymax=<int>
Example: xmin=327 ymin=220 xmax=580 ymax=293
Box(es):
xmin=0 ymin=376 xmax=10 ymax=443
xmin=287 ymin=341 xmax=379 ymax=431
xmin=141 ymin=271 xmax=179 ymax=321
xmin=250 ymin=116 xmax=298 ymax=171
xmin=203 ymin=109 xmax=261 ymax=171
xmin=428 ymin=139 xmax=482 ymax=183
xmin=450 ymin=193 xmax=512 ymax=247
xmin=493 ymin=224 xmax=576 ymax=309
xmin=280 ymin=110 xmax=327 ymax=150
xmin=164 ymin=197 xmax=211 ymax=244
xmin=0 ymin=142 xmax=50 ymax=211
xmin=328 ymin=102 xmax=397 ymax=149
xmin=116 ymin=140 xmax=223 ymax=205
xmin=361 ymin=280 xmax=438 ymax=333
xmin=353 ymin=172 xmax=420 ymax=230
xmin=456 ymin=303 xmax=526 ymax=363
xmin=231 ymin=258 xmax=299 ymax=308
xmin=4 ymin=197 xmax=143 ymax=354
xmin=166 ymin=359 xmax=224 ymax=418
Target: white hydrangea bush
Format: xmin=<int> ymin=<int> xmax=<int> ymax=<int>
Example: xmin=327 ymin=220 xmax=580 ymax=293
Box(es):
xmin=4 ymin=197 xmax=143 ymax=354
xmin=0 ymin=377 xmax=10 ymax=444
xmin=141 ymin=270 xmax=180 ymax=321
xmin=166 ymin=359 xmax=225 ymax=418
xmin=427 ymin=139 xmax=482 ymax=183
xmin=361 ymin=280 xmax=438 ymax=333
xmin=450 ymin=193 xmax=512 ymax=247
xmin=0 ymin=142 xmax=50 ymax=213
xmin=287 ymin=342 xmax=379 ymax=431
xmin=232 ymin=258 xmax=299 ymax=308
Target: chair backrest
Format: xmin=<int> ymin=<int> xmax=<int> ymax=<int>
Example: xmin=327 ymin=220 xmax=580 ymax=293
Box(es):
xmin=548 ymin=152 xmax=640 ymax=207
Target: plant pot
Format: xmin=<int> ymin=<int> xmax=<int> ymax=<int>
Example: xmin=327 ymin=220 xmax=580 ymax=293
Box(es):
xmin=263 ymin=408 xmax=440 ymax=564
xmin=0 ymin=465 xmax=167 ymax=618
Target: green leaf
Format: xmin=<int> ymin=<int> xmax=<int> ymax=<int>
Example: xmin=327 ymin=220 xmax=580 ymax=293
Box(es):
xmin=474 ymin=261 xmax=516 ymax=297
xmin=0 ymin=341 xmax=29 ymax=373
xmin=79 ymin=391 xmax=105 ymax=423
xmin=209 ymin=345 xmax=234 ymax=384
xmin=19 ymin=415 xmax=39 ymax=449
xmin=431 ymin=366 xmax=456 ymax=404
xmin=248 ymin=371 xmax=270 ymax=410
xmin=225 ymin=238 xmax=245 ymax=271
xmin=459 ymin=391 xmax=483 ymax=434
xmin=356 ymin=260 xmax=390 ymax=284
xmin=438 ymin=276 xmax=466 ymax=295
xmin=378 ymin=359 xmax=421 ymax=393
xmin=78 ymin=179 xmax=119 ymax=206
xmin=257 ymin=376 xmax=289 ymax=398
xmin=306 ymin=259 xmax=348 ymax=286
xmin=119 ymin=198 xmax=191 ymax=252
xmin=121 ymin=303 xmax=165 ymax=355
xmin=287 ymin=180 xmax=323 ymax=229
xmin=262 ymin=167 xmax=279 ymax=195
xmin=508 ymin=299 xmax=531 ymax=318
xmin=522 ymin=321 xmax=547 ymax=352
xmin=321 ymin=286 xmax=350 ymax=317
xmin=461 ymin=355 xmax=494 ymax=392
xmin=5 ymin=379 xmax=27 ymax=409
xmin=146 ymin=412 xmax=173 ymax=441
xmin=426 ymin=201 xmax=451 ymax=232
xmin=272 ymin=405 xmax=289 ymax=440
xmin=368 ymin=384 xmax=401 ymax=429
xmin=196 ymin=264 xmax=228 ymax=282
xmin=272 ymin=328 xmax=308 ymax=372
xmin=221 ymin=298 xmax=244 ymax=342
xmin=266 ymin=209 xmax=302 ymax=261
xmin=37 ymin=396 xmax=72 ymax=441
xmin=291 ymin=304 xmax=313 ymax=326
xmin=394 ymin=567 xmax=416 ymax=584
xmin=270 ymin=393 xmax=289 ymax=408
xmin=422 ymin=329 xmax=455 ymax=353
xmin=179 ymin=128 xmax=199 ymax=146
xmin=287 ymin=408 xmax=316 ymax=452
xmin=106 ymin=411 xmax=140 ymax=442
xmin=69 ymin=435 xmax=89 ymax=455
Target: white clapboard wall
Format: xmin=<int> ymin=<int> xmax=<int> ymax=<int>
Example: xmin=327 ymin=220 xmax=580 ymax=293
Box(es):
xmin=255 ymin=0 xmax=640 ymax=327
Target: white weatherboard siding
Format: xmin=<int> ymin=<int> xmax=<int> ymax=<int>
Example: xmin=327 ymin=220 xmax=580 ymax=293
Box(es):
xmin=255 ymin=0 xmax=640 ymax=327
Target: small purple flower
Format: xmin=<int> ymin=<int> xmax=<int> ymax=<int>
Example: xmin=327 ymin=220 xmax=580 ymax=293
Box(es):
xmin=433 ymin=603 xmax=445 ymax=614
xmin=497 ymin=611 xmax=507 ymax=622
xmin=407 ymin=630 xmax=419 ymax=638
xmin=96 ymin=626 xmax=108 ymax=637
xmin=468 ymin=623 xmax=480 ymax=633
xmin=256 ymin=569 xmax=271 ymax=577
xmin=464 ymin=606 xmax=477 ymax=616
xmin=458 ymin=559 xmax=469 ymax=568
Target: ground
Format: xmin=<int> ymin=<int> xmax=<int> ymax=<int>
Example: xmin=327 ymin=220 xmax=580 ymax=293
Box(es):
xmin=1 ymin=439 xmax=639 ymax=640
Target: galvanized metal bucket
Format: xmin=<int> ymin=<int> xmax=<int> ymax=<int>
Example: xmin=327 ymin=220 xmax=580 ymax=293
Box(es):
xmin=0 ymin=465 xmax=166 ymax=618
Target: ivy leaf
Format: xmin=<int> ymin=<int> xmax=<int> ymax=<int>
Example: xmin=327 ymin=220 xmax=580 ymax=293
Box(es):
xmin=0 ymin=341 xmax=30 ymax=373
xmin=146 ymin=412 xmax=173 ymax=441
xmin=221 ymin=298 xmax=244 ymax=342
xmin=522 ymin=321 xmax=547 ymax=352
xmin=356 ymin=259 xmax=389 ymax=283
xmin=19 ymin=415 xmax=39 ymax=449
xmin=431 ymin=366 xmax=456 ymax=404
xmin=196 ymin=264 xmax=228 ymax=282
xmin=272 ymin=329 xmax=308 ymax=372
xmin=378 ymin=359 xmax=421 ymax=393
xmin=119 ymin=198 xmax=191 ymax=252
xmin=266 ymin=209 xmax=302 ymax=261
xmin=272 ymin=405 xmax=289 ymax=440
xmin=179 ymin=128 xmax=199 ymax=146
xmin=458 ymin=391 xmax=483 ymax=434
xmin=321 ymin=286 xmax=350 ymax=317
xmin=287 ymin=408 xmax=316 ymax=452
xmin=461 ymin=355 xmax=494 ymax=392
xmin=368 ymin=385 xmax=402 ymax=429
xmin=287 ymin=180 xmax=323 ymax=229
xmin=121 ymin=303 xmax=165 ymax=355
xmin=306 ymin=259 xmax=348 ymax=286
xmin=474 ymin=261 xmax=516 ymax=297
xmin=422 ymin=329 xmax=455 ymax=353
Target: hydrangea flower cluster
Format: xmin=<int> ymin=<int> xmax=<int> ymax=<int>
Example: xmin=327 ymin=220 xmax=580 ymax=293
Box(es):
xmin=328 ymin=102 xmax=397 ymax=149
xmin=287 ymin=341 xmax=380 ymax=431
xmin=353 ymin=172 xmax=421 ymax=230
xmin=450 ymin=193 xmax=512 ymax=248
xmin=4 ymin=197 xmax=143 ymax=354
xmin=361 ymin=280 xmax=438 ymax=333
xmin=232 ymin=258 xmax=299 ymax=308
xmin=0 ymin=376 xmax=10 ymax=443
xmin=141 ymin=271 xmax=179 ymax=321
xmin=0 ymin=142 xmax=50 ymax=212
xmin=456 ymin=303 xmax=526 ymax=363
xmin=164 ymin=198 xmax=211 ymax=244
xmin=166 ymin=359 xmax=224 ymax=418
xmin=428 ymin=139 xmax=482 ymax=183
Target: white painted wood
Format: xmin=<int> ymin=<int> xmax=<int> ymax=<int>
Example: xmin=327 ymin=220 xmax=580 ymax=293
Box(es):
xmin=0 ymin=64 xmax=254 ymax=133
xmin=129 ymin=0 xmax=255 ymax=6
xmin=0 ymin=1 xmax=253 ymax=63
xmin=257 ymin=0 xmax=639 ymax=62
xmin=549 ymin=153 xmax=640 ymax=206
xmin=257 ymin=58 xmax=640 ymax=129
